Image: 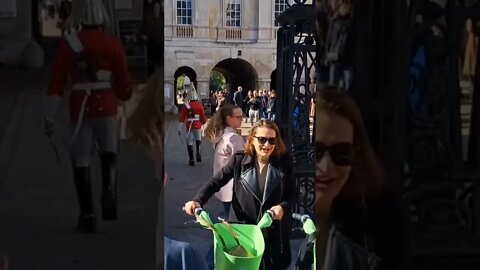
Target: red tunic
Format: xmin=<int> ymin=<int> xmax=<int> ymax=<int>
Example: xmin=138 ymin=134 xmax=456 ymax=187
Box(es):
xmin=179 ymin=101 xmax=207 ymax=130
xmin=47 ymin=29 xmax=132 ymax=122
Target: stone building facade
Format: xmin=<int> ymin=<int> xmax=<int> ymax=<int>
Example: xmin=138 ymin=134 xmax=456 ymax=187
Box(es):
xmin=164 ymin=0 xmax=292 ymax=100
xmin=0 ymin=0 xmax=131 ymax=67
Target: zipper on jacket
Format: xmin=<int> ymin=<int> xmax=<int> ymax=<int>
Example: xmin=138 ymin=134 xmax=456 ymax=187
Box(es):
xmin=257 ymin=201 xmax=265 ymax=223
xmin=240 ymin=178 xmax=269 ymax=223
xmin=240 ymin=177 xmax=262 ymax=203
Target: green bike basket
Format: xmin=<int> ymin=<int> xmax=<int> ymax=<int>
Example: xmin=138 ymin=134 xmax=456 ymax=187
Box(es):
xmin=213 ymin=223 xmax=265 ymax=270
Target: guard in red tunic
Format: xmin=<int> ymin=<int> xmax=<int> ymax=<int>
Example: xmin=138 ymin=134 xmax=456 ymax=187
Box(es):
xmin=178 ymin=84 xmax=207 ymax=166
xmin=42 ymin=0 xmax=132 ymax=233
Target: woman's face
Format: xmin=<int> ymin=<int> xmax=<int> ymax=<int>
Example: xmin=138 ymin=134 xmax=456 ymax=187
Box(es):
xmin=226 ymin=108 xmax=243 ymax=129
xmin=252 ymin=127 xmax=276 ymax=159
xmin=315 ymin=111 xmax=354 ymax=209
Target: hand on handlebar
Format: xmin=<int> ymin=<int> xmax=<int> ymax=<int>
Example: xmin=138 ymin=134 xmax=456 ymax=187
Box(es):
xmin=269 ymin=205 xmax=284 ymax=220
xmin=183 ymin=201 xmax=201 ymax=216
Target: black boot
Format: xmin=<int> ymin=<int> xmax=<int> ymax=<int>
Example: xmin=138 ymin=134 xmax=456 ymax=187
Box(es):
xmin=73 ymin=167 xmax=96 ymax=233
xmin=187 ymin=145 xmax=195 ymax=166
xmin=100 ymin=152 xmax=118 ymax=221
xmin=195 ymin=140 xmax=202 ymax=162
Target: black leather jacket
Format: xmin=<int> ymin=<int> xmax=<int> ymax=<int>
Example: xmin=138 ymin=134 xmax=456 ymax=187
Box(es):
xmin=323 ymin=225 xmax=382 ymax=270
xmin=193 ymin=152 xmax=295 ymax=270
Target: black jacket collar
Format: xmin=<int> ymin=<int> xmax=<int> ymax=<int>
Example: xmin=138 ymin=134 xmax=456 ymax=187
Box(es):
xmin=240 ymin=153 xmax=281 ymax=166
xmin=239 ymin=154 xmax=285 ymax=203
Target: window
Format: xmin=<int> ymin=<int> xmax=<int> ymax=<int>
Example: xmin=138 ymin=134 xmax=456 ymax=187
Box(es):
xmin=274 ymin=0 xmax=289 ymax=26
xmin=176 ymin=0 xmax=192 ymax=25
xmin=225 ymin=0 xmax=241 ymax=27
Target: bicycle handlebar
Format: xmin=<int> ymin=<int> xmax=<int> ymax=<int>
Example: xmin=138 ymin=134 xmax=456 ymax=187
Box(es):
xmin=292 ymin=213 xmax=311 ymax=223
xmin=266 ymin=209 xmax=275 ymax=218
xmin=182 ymin=206 xmax=203 ymax=216
xmin=183 ymin=206 xmax=275 ymax=219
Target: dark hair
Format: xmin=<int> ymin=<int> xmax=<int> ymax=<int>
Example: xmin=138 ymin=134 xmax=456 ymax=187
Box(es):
xmin=245 ymin=120 xmax=287 ymax=157
xmin=316 ymin=89 xmax=385 ymax=202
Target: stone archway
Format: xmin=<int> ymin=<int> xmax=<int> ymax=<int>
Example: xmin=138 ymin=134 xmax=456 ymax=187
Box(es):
xmin=174 ymin=66 xmax=197 ymax=89
xmin=211 ymin=58 xmax=258 ymax=99
xmin=174 ymin=66 xmax=197 ymax=104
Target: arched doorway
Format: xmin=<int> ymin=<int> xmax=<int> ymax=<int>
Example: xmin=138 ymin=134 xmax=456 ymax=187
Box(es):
xmin=33 ymin=0 xmax=66 ymax=64
xmin=211 ymin=58 xmax=258 ymax=99
xmin=174 ymin=66 xmax=197 ymax=105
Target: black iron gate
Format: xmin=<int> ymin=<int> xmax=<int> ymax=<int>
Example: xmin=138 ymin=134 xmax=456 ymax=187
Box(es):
xmin=276 ymin=0 xmax=317 ymax=216
xmin=403 ymin=1 xmax=480 ymax=269
xmin=277 ymin=0 xmax=480 ymax=268
xmin=326 ymin=0 xmax=480 ymax=268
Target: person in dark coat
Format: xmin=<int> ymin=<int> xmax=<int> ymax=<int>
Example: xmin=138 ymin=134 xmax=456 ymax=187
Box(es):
xmin=184 ymin=120 xmax=295 ymax=270
xmin=233 ymin=86 xmax=244 ymax=108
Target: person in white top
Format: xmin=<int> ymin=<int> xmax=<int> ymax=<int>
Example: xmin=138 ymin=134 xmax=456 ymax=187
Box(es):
xmin=203 ymin=104 xmax=245 ymax=219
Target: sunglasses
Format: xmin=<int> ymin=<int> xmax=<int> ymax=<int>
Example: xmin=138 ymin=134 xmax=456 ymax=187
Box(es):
xmin=316 ymin=142 xmax=354 ymax=166
xmin=254 ymin=136 xmax=277 ymax=145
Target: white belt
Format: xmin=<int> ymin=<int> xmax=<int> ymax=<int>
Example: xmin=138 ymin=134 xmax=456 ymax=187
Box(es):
xmin=185 ymin=118 xmax=199 ymax=137
xmin=69 ymin=81 xmax=111 ymax=144
xmin=72 ymin=81 xmax=112 ymax=90
xmin=69 ymin=71 xmax=112 ymax=143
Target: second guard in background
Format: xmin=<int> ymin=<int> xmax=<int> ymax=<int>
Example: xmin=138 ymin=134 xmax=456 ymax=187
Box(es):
xmin=178 ymin=84 xmax=207 ymax=166
xmin=42 ymin=0 xmax=132 ymax=233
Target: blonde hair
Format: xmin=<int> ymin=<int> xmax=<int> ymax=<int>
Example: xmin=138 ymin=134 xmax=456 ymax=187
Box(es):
xmin=126 ymin=68 xmax=164 ymax=149
xmin=245 ymin=120 xmax=287 ymax=157
xmin=204 ymin=104 xmax=240 ymax=140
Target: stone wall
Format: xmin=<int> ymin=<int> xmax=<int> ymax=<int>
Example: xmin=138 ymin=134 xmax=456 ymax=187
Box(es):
xmin=0 ymin=0 xmax=32 ymax=65
xmin=164 ymin=0 xmax=280 ymax=99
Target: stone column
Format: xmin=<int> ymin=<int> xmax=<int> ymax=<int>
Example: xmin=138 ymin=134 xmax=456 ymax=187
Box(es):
xmin=258 ymin=79 xmax=270 ymax=90
xmin=164 ymin=82 xmax=177 ymax=114
xmin=196 ymin=79 xmax=210 ymax=100
xmin=0 ymin=0 xmax=44 ymax=67
xmin=164 ymin=78 xmax=179 ymax=107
